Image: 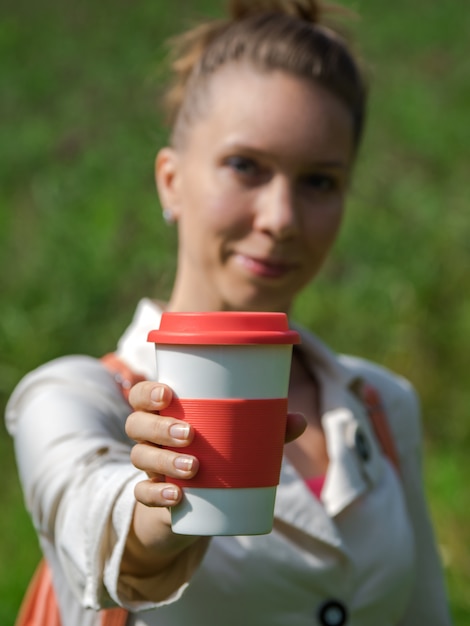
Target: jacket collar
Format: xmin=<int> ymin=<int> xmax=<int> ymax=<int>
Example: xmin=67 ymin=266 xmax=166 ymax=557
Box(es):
xmin=291 ymin=322 xmax=361 ymax=400
xmin=276 ymin=323 xmax=385 ymax=547
xmin=116 ymin=298 xmax=165 ymax=379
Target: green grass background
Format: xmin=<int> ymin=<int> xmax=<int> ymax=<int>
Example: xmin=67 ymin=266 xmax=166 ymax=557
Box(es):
xmin=1 ymin=0 xmax=469 ymax=623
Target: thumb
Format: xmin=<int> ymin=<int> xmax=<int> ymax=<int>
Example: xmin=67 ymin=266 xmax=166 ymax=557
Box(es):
xmin=285 ymin=412 xmax=307 ymax=444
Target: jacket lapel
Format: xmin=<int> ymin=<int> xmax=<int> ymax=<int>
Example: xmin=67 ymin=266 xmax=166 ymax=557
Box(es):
xmin=274 ymin=325 xmax=385 ymax=544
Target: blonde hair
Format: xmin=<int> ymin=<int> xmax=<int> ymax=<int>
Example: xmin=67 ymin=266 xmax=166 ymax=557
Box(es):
xmin=164 ymin=0 xmax=368 ymax=149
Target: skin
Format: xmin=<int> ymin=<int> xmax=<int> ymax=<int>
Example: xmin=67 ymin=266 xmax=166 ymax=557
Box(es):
xmin=122 ymin=64 xmax=355 ymax=582
xmin=159 ymin=65 xmax=354 ymax=313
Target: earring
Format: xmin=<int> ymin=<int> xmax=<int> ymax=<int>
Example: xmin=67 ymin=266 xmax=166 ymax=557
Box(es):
xmin=162 ymin=208 xmax=175 ymax=224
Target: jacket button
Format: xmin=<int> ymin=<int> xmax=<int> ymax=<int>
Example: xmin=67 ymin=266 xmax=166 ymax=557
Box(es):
xmin=317 ymin=599 xmax=348 ymax=625
xmin=355 ymin=426 xmax=371 ymax=462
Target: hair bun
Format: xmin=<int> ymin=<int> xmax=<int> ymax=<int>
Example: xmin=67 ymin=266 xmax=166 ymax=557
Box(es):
xmin=165 ymin=0 xmax=366 ymax=149
xmin=228 ymin=0 xmax=322 ymax=24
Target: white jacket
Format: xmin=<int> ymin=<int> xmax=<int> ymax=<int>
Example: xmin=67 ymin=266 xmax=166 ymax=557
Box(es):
xmin=6 ymin=299 xmax=452 ymax=626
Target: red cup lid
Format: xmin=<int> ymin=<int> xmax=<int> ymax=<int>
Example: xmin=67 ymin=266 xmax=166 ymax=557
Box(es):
xmin=147 ymin=312 xmax=300 ymax=345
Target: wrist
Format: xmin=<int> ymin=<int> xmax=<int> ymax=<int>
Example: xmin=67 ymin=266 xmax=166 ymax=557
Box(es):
xmin=121 ymin=502 xmax=200 ymax=578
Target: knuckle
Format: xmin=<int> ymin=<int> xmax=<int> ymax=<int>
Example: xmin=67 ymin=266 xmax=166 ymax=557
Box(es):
xmin=134 ymin=481 xmax=181 ymax=508
xmin=129 ymin=442 xmax=145 ymax=467
xmin=148 ymin=414 xmax=172 ymax=444
xmin=124 ymin=411 xmax=138 ymax=438
xmin=127 ymin=381 xmax=148 ymax=408
xmin=161 ymin=450 xmax=183 ymax=477
xmin=148 ymin=414 xmax=191 ymax=447
xmin=128 ymin=436 xmax=198 ymax=478
xmin=134 ymin=481 xmax=160 ymax=507
xmin=128 ymin=381 xmax=171 ymax=410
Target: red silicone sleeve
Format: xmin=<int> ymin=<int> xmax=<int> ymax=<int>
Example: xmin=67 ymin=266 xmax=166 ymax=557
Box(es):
xmin=160 ymin=397 xmax=287 ymax=489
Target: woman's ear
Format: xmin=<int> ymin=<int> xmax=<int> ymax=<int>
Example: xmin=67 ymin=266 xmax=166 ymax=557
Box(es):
xmin=155 ymin=147 xmax=182 ymax=221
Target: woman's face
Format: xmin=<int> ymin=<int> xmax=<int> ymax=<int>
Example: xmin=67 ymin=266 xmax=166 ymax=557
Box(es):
xmin=157 ymin=64 xmax=355 ymax=313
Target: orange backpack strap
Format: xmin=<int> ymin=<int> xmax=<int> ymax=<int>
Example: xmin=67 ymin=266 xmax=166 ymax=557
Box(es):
xmin=361 ymin=382 xmax=401 ymax=475
xmin=101 ymin=352 xmax=147 ymax=402
xmin=100 ymin=607 xmax=129 ymax=626
xmin=16 ymin=557 xmax=129 ymax=626
xmin=15 ymin=559 xmax=61 ymax=626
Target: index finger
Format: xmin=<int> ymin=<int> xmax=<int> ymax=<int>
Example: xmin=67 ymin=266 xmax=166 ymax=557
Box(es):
xmin=128 ymin=381 xmax=173 ymax=411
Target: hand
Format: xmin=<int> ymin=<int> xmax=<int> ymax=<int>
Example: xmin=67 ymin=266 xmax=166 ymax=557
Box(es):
xmin=126 ymin=381 xmax=307 ymax=508
xmin=126 ymin=381 xmax=199 ymax=508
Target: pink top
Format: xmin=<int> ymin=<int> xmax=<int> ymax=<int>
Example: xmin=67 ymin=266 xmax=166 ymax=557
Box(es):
xmin=305 ymin=475 xmax=326 ymax=499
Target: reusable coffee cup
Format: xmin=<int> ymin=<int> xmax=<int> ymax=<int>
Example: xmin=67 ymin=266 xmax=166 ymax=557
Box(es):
xmin=147 ymin=311 xmax=300 ymax=536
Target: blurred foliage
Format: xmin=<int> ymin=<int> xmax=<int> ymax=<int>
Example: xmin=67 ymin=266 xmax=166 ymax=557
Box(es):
xmin=1 ymin=0 xmax=469 ymax=622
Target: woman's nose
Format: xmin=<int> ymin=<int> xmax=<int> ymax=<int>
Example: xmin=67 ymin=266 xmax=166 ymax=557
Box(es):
xmin=253 ymin=177 xmax=299 ymax=239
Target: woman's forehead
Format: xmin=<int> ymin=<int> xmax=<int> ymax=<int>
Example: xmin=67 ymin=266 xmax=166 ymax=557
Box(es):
xmin=183 ymin=65 xmax=354 ymax=160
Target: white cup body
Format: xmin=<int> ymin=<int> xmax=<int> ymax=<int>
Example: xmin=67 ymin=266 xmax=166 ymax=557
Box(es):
xmin=155 ymin=344 xmax=292 ymax=399
xmin=153 ymin=343 xmax=293 ymax=535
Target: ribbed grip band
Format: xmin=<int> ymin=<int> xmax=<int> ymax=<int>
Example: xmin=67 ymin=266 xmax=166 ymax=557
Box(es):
xmin=161 ymin=397 xmax=287 ymax=488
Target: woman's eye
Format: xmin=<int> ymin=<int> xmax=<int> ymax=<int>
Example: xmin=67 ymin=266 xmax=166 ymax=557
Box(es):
xmin=224 ymin=156 xmax=271 ymax=186
xmin=301 ymin=173 xmax=338 ymax=191
xmin=226 ymin=156 xmax=259 ymax=176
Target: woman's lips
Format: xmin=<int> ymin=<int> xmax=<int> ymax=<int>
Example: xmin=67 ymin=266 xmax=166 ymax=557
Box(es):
xmin=234 ymin=253 xmax=298 ymax=279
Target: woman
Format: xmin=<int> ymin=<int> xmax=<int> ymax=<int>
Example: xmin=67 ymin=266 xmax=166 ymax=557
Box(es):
xmin=6 ymin=1 xmax=452 ymax=624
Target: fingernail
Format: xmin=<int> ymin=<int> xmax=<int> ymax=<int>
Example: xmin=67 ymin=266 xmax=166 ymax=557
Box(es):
xmin=169 ymin=423 xmax=190 ymax=440
xmin=162 ymin=487 xmax=178 ymax=501
xmin=151 ymin=387 xmax=164 ymax=404
xmin=174 ymin=456 xmax=194 ymax=472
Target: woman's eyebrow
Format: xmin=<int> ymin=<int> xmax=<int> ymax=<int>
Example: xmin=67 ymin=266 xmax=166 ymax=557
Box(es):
xmin=222 ymin=141 xmax=349 ymax=167
xmin=306 ymin=160 xmax=349 ymax=170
